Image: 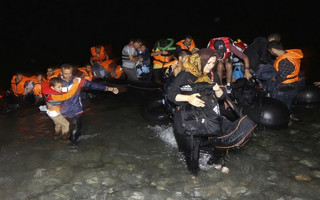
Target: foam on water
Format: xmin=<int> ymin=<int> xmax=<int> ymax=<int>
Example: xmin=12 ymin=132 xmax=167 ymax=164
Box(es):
xmin=147 ymin=124 xmax=221 ymax=171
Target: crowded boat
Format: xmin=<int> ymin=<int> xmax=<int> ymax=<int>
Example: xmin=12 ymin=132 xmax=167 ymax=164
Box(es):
xmin=1 ymin=34 xmax=320 ymax=174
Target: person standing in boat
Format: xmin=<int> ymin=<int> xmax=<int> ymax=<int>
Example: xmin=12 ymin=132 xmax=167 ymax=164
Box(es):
xmin=121 ymin=38 xmax=143 ymax=81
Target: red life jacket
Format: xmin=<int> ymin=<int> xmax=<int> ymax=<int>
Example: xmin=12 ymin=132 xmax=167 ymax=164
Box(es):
xmin=208 ymin=37 xmax=232 ymax=60
xmin=41 ymin=82 xmax=61 ymax=102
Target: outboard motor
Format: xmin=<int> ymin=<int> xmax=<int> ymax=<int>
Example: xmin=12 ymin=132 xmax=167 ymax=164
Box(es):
xmin=242 ymin=97 xmax=290 ymax=129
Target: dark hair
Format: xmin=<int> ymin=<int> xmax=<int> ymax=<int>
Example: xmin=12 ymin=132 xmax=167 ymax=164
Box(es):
xmin=185 ymin=35 xmax=193 ymax=40
xmin=268 ymin=41 xmax=284 ymax=50
xmin=49 ymin=77 xmax=62 ymax=87
xmin=267 ymin=33 xmax=281 ymax=42
xmin=60 ymin=63 xmax=73 ymax=71
xmin=132 ymin=38 xmax=142 ymax=44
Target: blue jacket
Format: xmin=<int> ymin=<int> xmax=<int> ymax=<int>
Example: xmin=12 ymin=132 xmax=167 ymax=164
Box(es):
xmin=60 ymin=76 xmax=107 ymax=118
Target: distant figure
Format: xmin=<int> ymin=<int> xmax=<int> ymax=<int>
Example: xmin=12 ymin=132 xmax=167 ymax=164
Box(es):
xmin=208 ymin=37 xmax=252 ymax=93
xmin=78 ymin=63 xmax=94 ymax=81
xmin=243 ymin=33 xmax=281 ymax=72
xmin=176 ymin=35 xmax=197 ymax=54
xmin=121 ymin=39 xmax=143 ymax=81
xmin=46 ymin=67 xmax=60 ymax=81
xmin=151 ymin=38 xmax=176 ymax=84
xmin=136 ymin=44 xmax=151 ymax=79
xmin=30 ymin=73 xmax=45 ymax=105
xmin=10 ymin=72 xmax=33 ymax=106
xmin=90 ymin=45 xmax=108 ymax=65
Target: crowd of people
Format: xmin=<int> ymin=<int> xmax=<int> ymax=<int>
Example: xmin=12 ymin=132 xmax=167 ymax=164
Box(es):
xmin=2 ymin=33 xmax=311 ymax=172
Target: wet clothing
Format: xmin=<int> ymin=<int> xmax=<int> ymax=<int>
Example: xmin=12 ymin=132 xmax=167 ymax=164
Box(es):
xmin=50 ymin=114 xmax=70 ymax=135
xmin=59 ymin=76 xmax=107 ymax=118
xmin=167 ymin=70 xmax=223 ymax=151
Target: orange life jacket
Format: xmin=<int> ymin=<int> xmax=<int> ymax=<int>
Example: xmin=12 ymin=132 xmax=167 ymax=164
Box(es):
xmin=90 ymin=46 xmax=107 ymax=62
xmin=153 ymin=49 xmax=172 ymax=69
xmin=163 ymin=60 xmax=178 ymax=69
xmin=47 ymin=68 xmax=60 ymax=81
xmin=78 ymin=67 xmax=93 ymax=81
xmin=30 ymin=76 xmax=45 ymax=97
xmin=10 ymin=75 xmax=30 ymax=96
xmin=274 ymin=49 xmax=303 ymax=84
xmin=176 ymin=39 xmax=195 ymax=52
xmin=100 ymin=59 xmax=114 ymax=71
xmin=100 ymin=60 xmax=123 ymax=79
xmin=109 ymin=65 xmax=123 ymax=79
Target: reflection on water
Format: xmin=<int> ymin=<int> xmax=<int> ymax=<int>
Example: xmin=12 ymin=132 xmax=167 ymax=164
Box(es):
xmin=0 ymin=88 xmax=320 ymax=200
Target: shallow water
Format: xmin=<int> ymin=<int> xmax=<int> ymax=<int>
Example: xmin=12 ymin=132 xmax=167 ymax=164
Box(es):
xmin=1 ymin=87 xmax=320 ymax=200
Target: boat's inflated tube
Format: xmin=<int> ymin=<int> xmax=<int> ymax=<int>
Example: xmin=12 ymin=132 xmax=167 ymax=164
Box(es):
xmin=242 ymin=97 xmax=290 ymax=129
xmin=295 ymin=86 xmax=320 ymax=105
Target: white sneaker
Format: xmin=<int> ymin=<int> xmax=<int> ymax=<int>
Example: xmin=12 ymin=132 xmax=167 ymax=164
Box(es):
xmin=226 ymin=85 xmax=232 ymax=94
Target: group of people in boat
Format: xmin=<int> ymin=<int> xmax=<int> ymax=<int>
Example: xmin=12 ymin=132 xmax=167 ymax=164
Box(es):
xmin=1 ymin=33 xmax=312 ymax=173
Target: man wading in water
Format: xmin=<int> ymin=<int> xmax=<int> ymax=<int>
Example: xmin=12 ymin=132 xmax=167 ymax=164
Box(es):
xmin=58 ymin=64 xmax=119 ymax=145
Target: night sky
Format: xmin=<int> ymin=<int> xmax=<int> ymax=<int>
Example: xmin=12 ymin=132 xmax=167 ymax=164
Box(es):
xmin=1 ymin=1 xmax=319 ymax=89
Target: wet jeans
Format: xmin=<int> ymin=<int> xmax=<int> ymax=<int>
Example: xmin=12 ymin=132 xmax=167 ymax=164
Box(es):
xmin=271 ymin=88 xmax=297 ymax=112
xmin=68 ymin=114 xmax=82 ymax=145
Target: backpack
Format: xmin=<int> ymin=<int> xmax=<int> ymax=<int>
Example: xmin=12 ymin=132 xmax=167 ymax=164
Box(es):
xmin=231 ymin=78 xmax=259 ymax=106
xmin=179 ymin=82 xmax=257 ymax=150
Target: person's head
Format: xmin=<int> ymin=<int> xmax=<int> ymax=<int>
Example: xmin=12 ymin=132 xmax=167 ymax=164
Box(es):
xmin=36 ymin=73 xmax=43 ymax=82
xmin=15 ymin=72 xmax=23 ymax=82
xmin=268 ymin=41 xmax=284 ymax=57
xmin=184 ymin=35 xmax=193 ymax=46
xmin=47 ymin=67 xmax=54 ymax=76
xmin=197 ymin=48 xmax=219 ymax=74
xmin=84 ymin=63 xmax=92 ymax=72
xmin=267 ymin=33 xmax=281 ymax=42
xmin=132 ymin=38 xmax=142 ymax=49
xmin=60 ymin=64 xmax=73 ymax=81
xmin=178 ymin=49 xmax=192 ymax=63
xmin=95 ymin=45 xmax=103 ymax=54
xmin=49 ymin=77 xmax=63 ymax=93
xmin=140 ymin=44 xmax=147 ymax=52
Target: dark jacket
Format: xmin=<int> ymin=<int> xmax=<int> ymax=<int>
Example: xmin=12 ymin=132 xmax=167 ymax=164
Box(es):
xmin=167 ymin=71 xmax=226 ymax=136
xmin=243 ymin=37 xmax=274 ymax=72
xmin=60 ymin=76 xmax=107 ymax=118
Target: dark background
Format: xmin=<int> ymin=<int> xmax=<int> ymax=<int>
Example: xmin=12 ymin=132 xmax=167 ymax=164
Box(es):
xmin=1 ymin=0 xmax=319 ymax=89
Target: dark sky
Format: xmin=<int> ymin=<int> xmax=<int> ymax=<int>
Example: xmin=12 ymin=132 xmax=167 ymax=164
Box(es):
xmin=0 ymin=0 xmax=319 ymax=88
